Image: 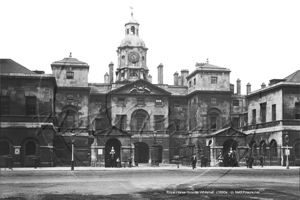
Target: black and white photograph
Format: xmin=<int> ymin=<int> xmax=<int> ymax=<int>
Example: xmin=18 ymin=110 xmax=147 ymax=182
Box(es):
xmin=0 ymin=0 xmax=299 ymax=199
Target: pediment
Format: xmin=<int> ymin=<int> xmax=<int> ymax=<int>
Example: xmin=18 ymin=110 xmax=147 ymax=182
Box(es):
xmin=111 ymin=79 xmax=171 ymax=95
xmin=206 ymin=127 xmax=246 ymax=138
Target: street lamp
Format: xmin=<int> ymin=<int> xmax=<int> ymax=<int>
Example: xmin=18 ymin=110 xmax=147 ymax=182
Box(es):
xmin=284 ymin=134 xmax=289 ymax=169
xmin=70 ymin=131 xmax=77 ymax=170
xmin=151 ymin=131 xmax=159 ymax=167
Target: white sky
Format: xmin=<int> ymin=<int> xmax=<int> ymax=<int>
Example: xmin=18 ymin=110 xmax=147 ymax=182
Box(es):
xmin=1 ymin=0 xmax=300 ymax=95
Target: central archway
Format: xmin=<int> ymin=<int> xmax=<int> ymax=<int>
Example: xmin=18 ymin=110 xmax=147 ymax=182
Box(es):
xmin=223 ymin=139 xmax=238 ymax=167
xmin=135 ymin=142 xmax=149 ymax=163
xmin=105 ymin=138 xmax=121 ymax=167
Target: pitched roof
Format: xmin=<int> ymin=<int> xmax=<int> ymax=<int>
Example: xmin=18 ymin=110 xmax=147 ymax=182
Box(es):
xmin=0 ymin=59 xmax=35 ymax=74
xmin=284 ymin=70 xmax=300 ymax=83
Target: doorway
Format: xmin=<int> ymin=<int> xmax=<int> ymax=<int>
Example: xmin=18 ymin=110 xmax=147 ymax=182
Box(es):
xmin=223 ymin=139 xmax=238 ymax=167
xmin=135 ymin=142 xmax=149 ymax=163
xmin=105 ymin=138 xmax=121 ymax=167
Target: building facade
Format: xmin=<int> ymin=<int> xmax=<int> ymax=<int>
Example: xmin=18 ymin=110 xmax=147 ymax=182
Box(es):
xmin=1 ymin=13 xmax=299 ymax=167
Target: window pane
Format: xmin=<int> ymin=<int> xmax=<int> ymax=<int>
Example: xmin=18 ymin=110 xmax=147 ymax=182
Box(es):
xmin=0 ymin=96 xmax=10 ymax=115
xmin=0 ymin=141 xmax=10 ymax=155
xmin=211 ymin=117 xmax=217 ymax=129
xmin=233 ymin=100 xmax=239 ymax=106
xmin=211 ymin=77 xmax=217 ymax=84
xmin=26 ymin=97 xmax=36 ymax=115
xmin=155 ymin=99 xmax=162 ymax=106
xmin=95 ymin=118 xmax=102 ymax=130
xmin=26 ymin=141 xmax=36 ymax=155
xmin=154 ymin=115 xmax=164 ymax=131
xmin=66 ymin=71 xmax=74 ymax=79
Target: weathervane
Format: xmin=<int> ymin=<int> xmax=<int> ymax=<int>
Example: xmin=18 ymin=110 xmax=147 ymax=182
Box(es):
xmin=130 ymin=6 xmax=133 ymax=17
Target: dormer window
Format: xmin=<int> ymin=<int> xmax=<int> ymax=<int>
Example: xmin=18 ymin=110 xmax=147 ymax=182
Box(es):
xmin=131 ymin=26 xmax=135 ymax=34
xmin=66 ymin=71 xmax=74 ymax=79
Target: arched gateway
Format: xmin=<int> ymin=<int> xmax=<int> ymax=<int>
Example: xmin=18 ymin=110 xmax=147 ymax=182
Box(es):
xmin=105 ymin=138 xmax=121 ymax=167
xmin=223 ymin=139 xmax=238 ymax=167
xmin=135 ymin=142 xmax=149 ymax=163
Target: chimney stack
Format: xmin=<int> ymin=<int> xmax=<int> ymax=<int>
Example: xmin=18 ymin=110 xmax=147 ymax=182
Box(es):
xmin=157 ymin=63 xmax=163 ymax=84
xmin=174 ymin=71 xmax=179 ymax=85
xmin=104 ymin=72 xmax=109 ymax=83
xmin=181 ymin=69 xmax=189 ymax=86
xmin=246 ymin=83 xmax=251 ymax=95
xmin=261 ymin=82 xmax=266 ymax=89
xmin=237 ymin=78 xmax=241 ymax=95
xmin=109 ymin=62 xmax=114 ymax=84
xmin=178 ymin=76 xmax=182 ymax=85
xmin=148 ymin=74 xmax=152 ymax=83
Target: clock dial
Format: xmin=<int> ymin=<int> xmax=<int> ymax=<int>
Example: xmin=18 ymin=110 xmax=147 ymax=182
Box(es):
xmin=128 ymin=51 xmax=140 ymax=63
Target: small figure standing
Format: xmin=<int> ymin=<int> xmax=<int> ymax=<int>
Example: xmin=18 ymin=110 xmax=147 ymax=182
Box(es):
xmin=249 ymin=155 xmax=254 ymax=168
xmin=191 ymin=155 xmax=197 ymax=170
xmin=110 ymin=146 xmax=116 ymax=168
xmin=245 ymin=155 xmax=249 ymax=168
xmin=218 ymin=152 xmax=224 ymax=167
xmin=259 ymin=155 xmax=264 ymax=168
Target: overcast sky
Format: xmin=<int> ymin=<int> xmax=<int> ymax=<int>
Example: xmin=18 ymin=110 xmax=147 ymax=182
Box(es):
xmin=1 ymin=0 xmax=300 ymax=94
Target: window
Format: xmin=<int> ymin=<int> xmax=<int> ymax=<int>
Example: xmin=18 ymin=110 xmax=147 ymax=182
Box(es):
xmin=194 ymin=78 xmax=196 ymax=85
xmin=25 ymin=141 xmax=36 ymax=156
xmin=295 ymin=102 xmax=300 ymax=119
xmin=26 ymin=97 xmax=36 ymax=115
xmin=252 ymin=109 xmax=256 ymax=125
xmin=0 ymin=96 xmax=10 ymax=115
xmin=154 ymin=115 xmax=164 ymax=131
xmin=233 ymin=100 xmax=239 ymax=106
xmin=173 ymin=101 xmax=180 ymax=108
xmin=260 ymin=141 xmax=267 ymax=156
xmin=137 ymin=117 xmax=144 ymax=130
xmin=61 ymin=109 xmax=76 ymax=130
xmin=189 ymin=81 xmax=191 ymax=87
xmin=260 ymin=103 xmax=266 ymax=123
xmin=210 ymin=117 xmax=217 ymax=129
xmin=0 ymin=141 xmax=10 ymax=155
xmin=137 ymin=98 xmax=144 ymax=106
xmin=131 ymin=26 xmax=135 ymax=34
xmin=211 ymin=98 xmax=217 ymax=105
xmin=67 ymin=94 xmax=74 ymax=100
xmin=271 ymin=141 xmax=277 ymax=157
xmin=118 ymin=98 xmax=125 ymax=106
xmin=127 ymin=29 xmax=129 ymax=34
xmin=211 ymin=77 xmax=217 ymax=84
xmin=251 ymin=143 xmax=257 ymax=156
xmin=66 ymin=71 xmax=74 ymax=79
xmin=155 ymin=99 xmax=162 ymax=106
xmin=116 ymin=115 xmax=127 ymax=130
xmin=137 ymin=29 xmax=139 ymax=36
xmin=232 ymin=117 xmax=240 ymax=128
xmin=272 ymin=104 xmax=276 ymax=121
xmin=130 ymin=69 xmax=138 ymax=77
xmin=95 ymin=118 xmax=102 ymax=130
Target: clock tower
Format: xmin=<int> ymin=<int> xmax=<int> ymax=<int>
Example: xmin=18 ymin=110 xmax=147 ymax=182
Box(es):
xmin=116 ymin=11 xmax=149 ymax=82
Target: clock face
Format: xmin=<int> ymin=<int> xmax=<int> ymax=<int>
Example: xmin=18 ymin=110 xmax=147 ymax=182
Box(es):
xmin=128 ymin=51 xmax=140 ymax=63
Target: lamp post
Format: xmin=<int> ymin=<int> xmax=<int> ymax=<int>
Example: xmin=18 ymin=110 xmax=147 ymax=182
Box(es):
xmin=70 ymin=131 xmax=77 ymax=170
xmin=284 ymin=134 xmax=289 ymax=169
xmin=151 ymin=131 xmax=159 ymax=167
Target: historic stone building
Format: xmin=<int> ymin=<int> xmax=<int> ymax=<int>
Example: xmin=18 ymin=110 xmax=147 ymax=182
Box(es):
xmin=1 ymin=13 xmax=299 ymax=167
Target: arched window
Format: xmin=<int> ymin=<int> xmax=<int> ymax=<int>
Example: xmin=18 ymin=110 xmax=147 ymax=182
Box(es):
xmin=0 ymin=141 xmax=10 ymax=155
xmin=260 ymin=141 xmax=267 ymax=156
xmin=250 ymin=142 xmax=257 ymax=156
xmin=131 ymin=109 xmax=149 ymax=132
xmin=207 ymin=108 xmax=222 ymax=130
xmin=131 ymin=26 xmax=135 ymax=34
xmin=270 ymin=140 xmax=277 ymax=157
xmin=26 ymin=141 xmax=36 ymax=156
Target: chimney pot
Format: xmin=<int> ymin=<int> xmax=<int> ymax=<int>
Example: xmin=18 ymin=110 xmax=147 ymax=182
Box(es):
xmin=246 ymin=83 xmax=251 ymax=95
